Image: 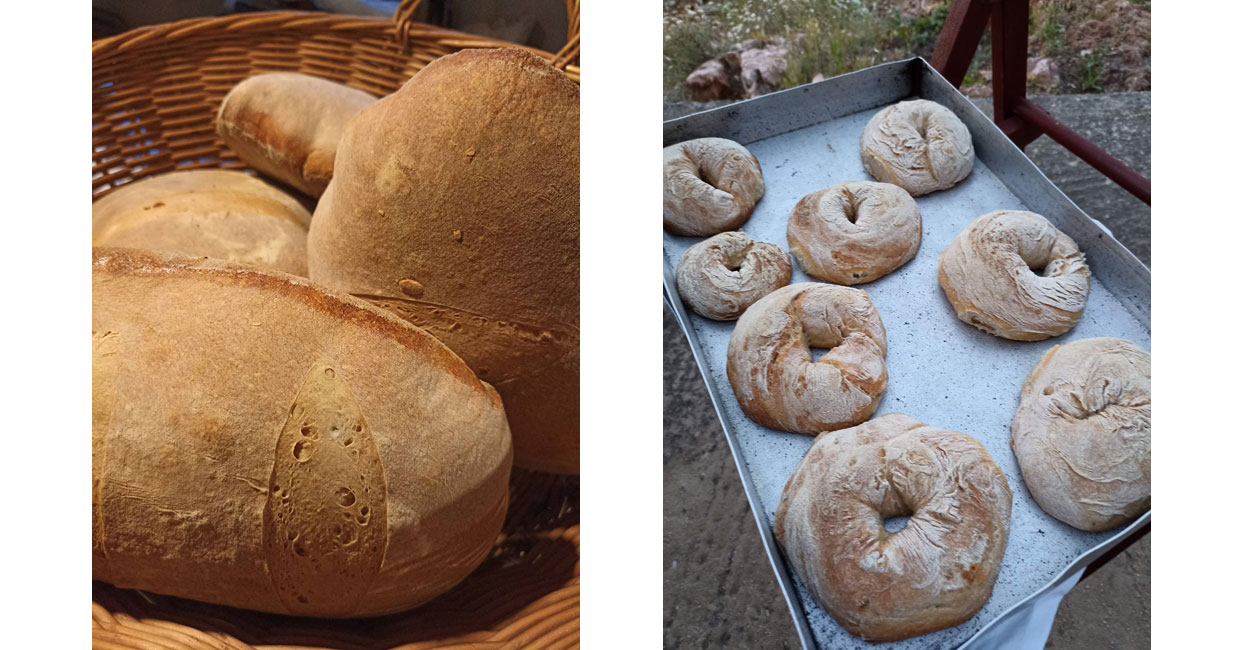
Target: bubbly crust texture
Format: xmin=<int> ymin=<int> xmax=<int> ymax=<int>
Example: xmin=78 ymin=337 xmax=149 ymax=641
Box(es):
xmin=307 ymin=48 xmax=579 ymax=474
xmin=787 ymin=181 xmax=921 ymax=285
xmin=726 ymin=283 xmax=887 ymax=434
xmin=92 ymin=247 xmax=512 ymax=617
xmin=1011 ymin=337 xmax=1151 ymax=532
xmin=676 ymin=231 xmax=792 ymax=320
xmin=92 ymin=170 xmax=311 ymax=276
xmin=860 ymin=99 xmax=973 ymax=196
xmin=217 ymin=73 xmax=377 ymax=197
xmin=664 ymin=137 xmax=765 ymax=236
xmin=775 ymin=414 xmax=1012 ymax=642
xmin=938 ymin=210 xmax=1091 ymax=341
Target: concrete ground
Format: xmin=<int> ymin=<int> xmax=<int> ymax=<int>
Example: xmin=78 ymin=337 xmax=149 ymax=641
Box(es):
xmin=663 ymin=92 xmax=1150 ymax=649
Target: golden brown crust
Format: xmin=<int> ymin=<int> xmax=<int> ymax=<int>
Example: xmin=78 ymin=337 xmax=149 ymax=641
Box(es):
xmin=92 ymin=247 xmax=511 ymax=616
xmin=216 ymin=73 xmax=377 ymax=197
xmin=92 ymin=170 xmax=310 ymax=276
xmin=306 ymin=48 xmax=579 ymax=474
xmin=775 ymin=414 xmax=1012 ymax=642
xmin=726 ymin=283 xmax=887 ymax=434
xmin=787 ymin=181 xmax=921 ymax=285
xmin=1011 ymin=338 xmax=1150 ymax=531
xmin=664 ymin=138 xmax=765 ymax=236
xmin=860 ymin=99 xmax=974 ymax=196
xmin=675 ymin=231 xmax=792 ymax=320
xmin=938 ymin=210 xmax=1091 ymax=341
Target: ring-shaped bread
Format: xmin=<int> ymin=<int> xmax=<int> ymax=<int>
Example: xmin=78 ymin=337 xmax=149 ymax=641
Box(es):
xmin=860 ymin=99 xmax=974 ymax=196
xmin=726 ymin=283 xmax=887 ymax=434
xmin=787 ymin=181 xmax=921 ymax=285
xmin=676 ymin=231 xmax=792 ymax=320
xmin=775 ymin=413 xmax=1012 ymax=642
xmin=1011 ymin=337 xmax=1151 ymax=532
xmin=664 ymin=137 xmax=765 ymax=236
xmin=938 ymin=210 xmax=1091 ymax=341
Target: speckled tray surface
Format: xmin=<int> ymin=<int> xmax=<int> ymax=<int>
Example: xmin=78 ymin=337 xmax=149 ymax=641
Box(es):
xmin=662 ymin=59 xmax=1150 ymax=650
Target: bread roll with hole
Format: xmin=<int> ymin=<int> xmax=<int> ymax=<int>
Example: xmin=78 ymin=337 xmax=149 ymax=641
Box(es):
xmin=307 ymin=48 xmax=579 ymax=474
xmin=860 ymin=99 xmax=973 ymax=196
xmin=1011 ymin=337 xmax=1150 ymax=531
xmin=727 ymin=283 xmax=888 ymax=434
xmin=217 ymin=72 xmax=377 ymax=197
xmin=776 ymin=414 xmax=1011 ymax=642
xmin=938 ymin=210 xmax=1090 ymax=340
xmin=92 ymin=170 xmax=310 ymax=276
xmin=664 ymin=137 xmax=765 ymax=236
xmin=787 ymin=181 xmax=921 ymax=285
xmin=676 ymin=231 xmax=791 ymax=320
xmin=92 ymin=247 xmax=511 ymax=617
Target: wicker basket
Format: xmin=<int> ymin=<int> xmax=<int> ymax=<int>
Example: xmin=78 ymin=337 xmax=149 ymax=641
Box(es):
xmin=91 ymin=4 xmax=580 ymax=649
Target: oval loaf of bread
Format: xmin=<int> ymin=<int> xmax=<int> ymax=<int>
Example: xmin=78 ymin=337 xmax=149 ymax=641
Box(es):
xmin=308 ymin=48 xmax=579 ymax=475
xmin=92 ymin=247 xmax=512 ymax=617
xmin=92 ymin=170 xmax=311 ymax=276
xmin=217 ymin=72 xmax=377 ymax=197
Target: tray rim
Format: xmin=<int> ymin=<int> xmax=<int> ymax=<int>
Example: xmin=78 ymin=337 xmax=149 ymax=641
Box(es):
xmin=662 ymin=57 xmax=1151 ymax=649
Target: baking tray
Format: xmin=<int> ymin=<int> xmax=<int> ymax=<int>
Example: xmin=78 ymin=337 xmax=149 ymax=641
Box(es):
xmin=662 ymin=58 xmax=1150 ymax=649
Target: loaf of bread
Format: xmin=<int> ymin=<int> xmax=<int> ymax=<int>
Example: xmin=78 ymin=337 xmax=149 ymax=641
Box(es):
xmin=92 ymin=170 xmax=311 ymax=276
xmin=217 ymin=73 xmax=377 ymax=197
xmin=307 ymin=48 xmax=580 ymax=474
xmin=92 ymin=247 xmax=512 ymax=617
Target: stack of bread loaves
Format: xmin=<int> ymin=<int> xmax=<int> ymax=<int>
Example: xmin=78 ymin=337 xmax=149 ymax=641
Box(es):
xmin=92 ymin=49 xmax=578 ymax=617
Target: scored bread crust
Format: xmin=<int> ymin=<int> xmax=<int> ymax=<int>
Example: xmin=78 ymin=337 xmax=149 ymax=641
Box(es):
xmin=775 ymin=414 xmax=1012 ymax=642
xmin=1011 ymin=337 xmax=1151 ymax=532
xmin=938 ymin=210 xmax=1091 ymax=341
xmin=92 ymin=247 xmax=512 ymax=617
xmin=92 ymin=170 xmax=311 ymax=276
xmin=675 ymin=231 xmax=791 ymax=320
xmin=216 ymin=73 xmax=377 ymax=197
xmin=664 ymin=137 xmax=765 ymax=236
xmin=306 ymin=48 xmax=579 ymax=474
xmin=787 ymin=181 xmax=921 ymax=285
xmin=726 ymin=283 xmax=887 ymax=434
xmin=860 ymin=99 xmax=974 ymax=196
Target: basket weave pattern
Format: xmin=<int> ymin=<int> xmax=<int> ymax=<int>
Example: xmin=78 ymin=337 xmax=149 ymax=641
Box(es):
xmin=92 ymin=8 xmax=580 ymax=650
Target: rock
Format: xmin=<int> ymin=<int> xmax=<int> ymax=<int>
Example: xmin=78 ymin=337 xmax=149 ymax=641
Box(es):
xmin=811 ymin=73 xmax=826 ymax=84
xmin=740 ymin=44 xmax=787 ymax=98
xmin=1028 ymin=56 xmax=1060 ymax=90
xmin=685 ymin=52 xmax=743 ymax=102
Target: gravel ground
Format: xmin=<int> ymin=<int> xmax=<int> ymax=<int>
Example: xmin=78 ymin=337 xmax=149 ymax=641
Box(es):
xmin=663 ymin=92 xmax=1150 ymax=649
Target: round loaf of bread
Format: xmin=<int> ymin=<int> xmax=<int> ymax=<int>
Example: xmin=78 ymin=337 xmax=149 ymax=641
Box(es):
xmin=775 ymin=413 xmax=1012 ymax=642
xmin=676 ymin=231 xmax=791 ymax=320
xmin=726 ymin=283 xmax=887 ymax=434
xmin=92 ymin=248 xmax=511 ymax=617
xmin=787 ymin=181 xmax=921 ymax=285
xmin=217 ymin=72 xmax=377 ymax=197
xmin=860 ymin=99 xmax=973 ymax=196
xmin=664 ymin=137 xmax=764 ymax=236
xmin=307 ymin=48 xmax=578 ymax=474
xmin=938 ymin=210 xmax=1091 ymax=341
xmin=92 ymin=170 xmax=310 ymax=275
xmin=1011 ymin=337 xmax=1151 ymax=531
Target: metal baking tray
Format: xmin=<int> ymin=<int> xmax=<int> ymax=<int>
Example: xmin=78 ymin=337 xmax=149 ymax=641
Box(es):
xmin=662 ymin=58 xmax=1150 ymax=649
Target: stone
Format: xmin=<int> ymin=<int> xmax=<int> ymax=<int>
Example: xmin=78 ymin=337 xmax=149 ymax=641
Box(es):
xmin=740 ymin=44 xmax=787 ymax=98
xmin=686 ymin=52 xmax=743 ymax=102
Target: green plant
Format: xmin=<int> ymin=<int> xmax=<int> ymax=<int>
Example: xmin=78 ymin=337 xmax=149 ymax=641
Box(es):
xmin=1079 ymin=48 xmax=1108 ymax=92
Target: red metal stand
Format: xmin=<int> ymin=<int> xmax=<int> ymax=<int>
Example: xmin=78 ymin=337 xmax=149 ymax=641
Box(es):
xmin=931 ymin=0 xmax=1151 ymax=205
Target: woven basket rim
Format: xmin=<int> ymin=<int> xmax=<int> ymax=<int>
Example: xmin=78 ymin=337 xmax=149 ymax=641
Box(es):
xmin=92 ymin=9 xmax=580 ymax=79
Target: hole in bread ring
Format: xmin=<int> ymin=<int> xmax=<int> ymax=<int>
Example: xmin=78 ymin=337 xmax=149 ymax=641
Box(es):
xmin=676 ymin=231 xmax=792 ymax=321
xmin=663 ymin=137 xmax=765 ymax=236
xmin=774 ymin=414 xmax=1012 ymax=642
xmin=726 ymin=283 xmax=888 ymax=434
xmin=938 ymin=210 xmax=1091 ymax=341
